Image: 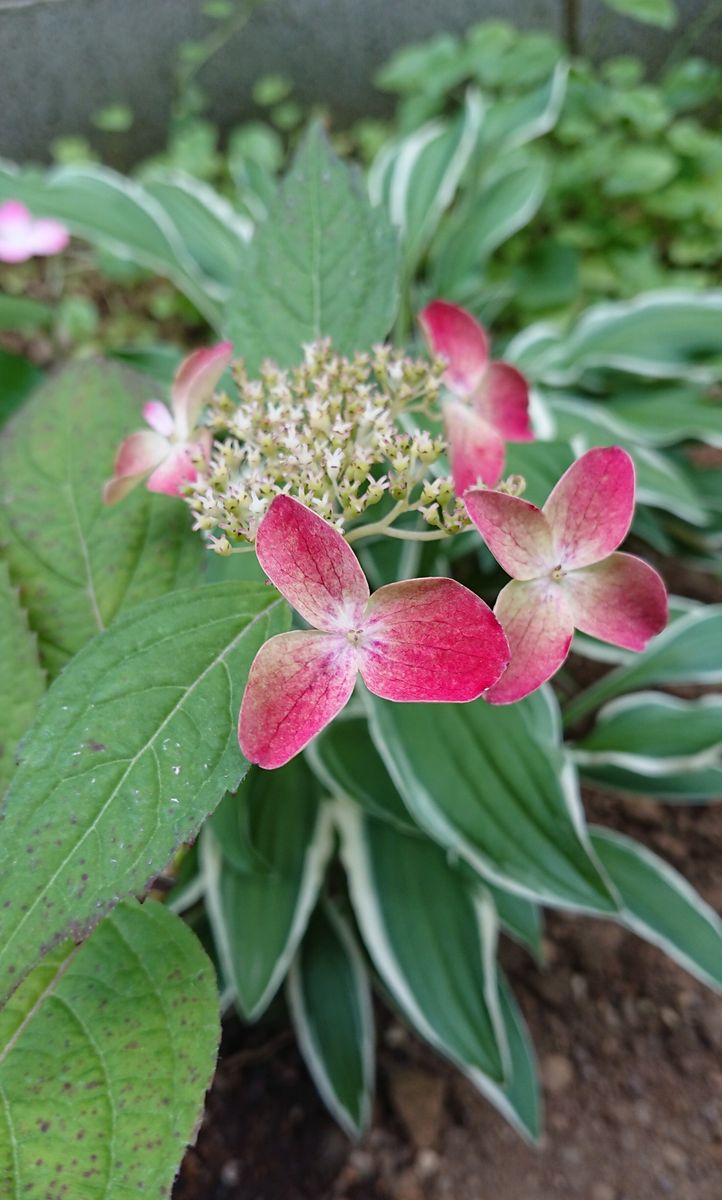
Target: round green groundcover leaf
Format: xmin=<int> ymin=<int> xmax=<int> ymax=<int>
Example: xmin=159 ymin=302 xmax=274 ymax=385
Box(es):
xmin=0 ymin=582 xmax=288 ymax=1005
xmin=0 ymin=899 xmax=220 ymax=1199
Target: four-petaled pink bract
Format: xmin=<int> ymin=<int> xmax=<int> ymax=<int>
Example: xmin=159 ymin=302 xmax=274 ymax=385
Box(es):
xmin=464 ymin=446 xmax=668 ymax=704
xmin=419 ymin=299 xmax=533 ymax=493
xmin=238 ymin=495 xmax=510 ymax=768
xmin=103 ymin=341 xmax=233 ymax=503
xmin=0 ymin=200 xmax=70 ymax=263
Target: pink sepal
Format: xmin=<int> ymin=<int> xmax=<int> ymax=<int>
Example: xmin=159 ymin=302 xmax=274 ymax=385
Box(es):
xmin=143 ymin=400 xmax=175 ymax=437
xmin=255 ymin=494 xmax=369 ymax=632
xmin=485 ymin=579 xmax=574 ymax=705
xmin=544 ymin=446 xmax=635 ymax=570
xmin=478 ymin=361 xmax=533 ymax=442
xmin=444 ymin=400 xmax=506 ymax=492
xmin=146 ymin=445 xmax=201 ymax=496
xmin=419 ymin=299 xmax=489 ymax=396
xmin=463 ymin=489 xmax=555 ymax=579
xmin=565 ymin=552 xmax=668 ymax=651
xmin=171 ymin=341 xmax=233 ymax=437
xmin=238 ymin=630 xmax=358 ymax=769
xmin=360 ymin=577 xmax=509 ymax=702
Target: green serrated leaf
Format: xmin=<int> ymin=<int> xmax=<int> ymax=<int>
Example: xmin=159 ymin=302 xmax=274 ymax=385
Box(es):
xmin=201 ymin=758 xmax=333 ymax=1018
xmin=288 ymin=901 xmax=374 ymax=1138
xmin=591 ymin=827 xmax=722 ymax=990
xmin=0 ymin=361 xmax=204 ymax=676
xmin=0 ymin=562 xmax=45 ymax=796
xmin=365 ymin=692 xmax=616 ymax=913
xmin=0 ymin=899 xmax=219 ymax=1199
xmin=0 ymin=582 xmax=289 ymax=1004
xmin=225 ymin=122 xmax=399 ymax=370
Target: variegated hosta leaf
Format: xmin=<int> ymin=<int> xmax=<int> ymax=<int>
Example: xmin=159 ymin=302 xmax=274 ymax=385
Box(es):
xmin=337 ymin=802 xmax=540 ymax=1140
xmin=431 ymin=151 xmax=549 ymax=295
xmin=226 ymin=122 xmax=399 ymax=370
xmin=0 ymin=582 xmax=289 ymax=1005
xmin=308 ymin=714 xmax=418 ymax=834
xmin=0 ymin=160 xmax=221 ymax=324
xmin=365 ymin=692 xmax=616 ymax=912
xmin=288 ymin=901 xmax=374 ymax=1138
xmin=201 ymin=759 xmax=333 ymax=1019
xmin=0 ymin=900 xmax=219 ymax=1200
xmin=591 ymin=827 xmax=722 ymax=991
xmin=524 ymin=289 xmax=722 ymax=386
xmin=573 ymin=692 xmax=722 ymax=801
xmin=0 ymin=361 xmax=204 ymax=677
xmin=0 ymin=562 xmax=44 ymax=797
xmin=370 ymin=88 xmax=485 ymax=275
xmin=564 ymin=603 xmax=722 ymax=725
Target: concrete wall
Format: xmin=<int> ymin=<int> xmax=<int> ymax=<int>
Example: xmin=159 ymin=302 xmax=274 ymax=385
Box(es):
xmin=0 ymin=0 xmax=720 ymax=166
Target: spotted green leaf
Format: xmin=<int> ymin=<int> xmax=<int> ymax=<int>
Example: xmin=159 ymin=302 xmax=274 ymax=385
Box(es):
xmin=0 ymin=899 xmax=219 ymax=1199
xmin=0 ymin=582 xmax=289 ymax=1004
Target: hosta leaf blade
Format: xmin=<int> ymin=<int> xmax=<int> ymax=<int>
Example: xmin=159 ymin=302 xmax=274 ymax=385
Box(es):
xmin=201 ymin=759 xmax=333 ymax=1019
xmin=591 ymin=827 xmax=722 ymax=990
xmin=0 ymin=360 xmax=204 ymax=677
xmin=0 ymin=899 xmax=219 ymax=1200
xmin=338 ymin=802 xmax=507 ymax=1084
xmin=0 ymin=582 xmax=288 ymax=1004
xmin=366 ymin=693 xmax=615 ymax=912
xmin=288 ymin=901 xmax=374 ymax=1138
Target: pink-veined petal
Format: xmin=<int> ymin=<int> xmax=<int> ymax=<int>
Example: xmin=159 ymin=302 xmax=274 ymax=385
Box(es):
xmin=419 ymin=300 xmax=489 ymax=396
xmin=146 ymin=444 xmax=201 ymax=496
xmin=464 ymin=489 xmax=555 ymax=579
xmin=143 ymin=400 xmax=175 ymax=437
xmin=444 ymin=399 xmax=506 ymax=491
xmin=29 ymin=217 xmax=69 ymax=256
xmin=171 ymin=341 xmax=233 ymax=437
xmin=238 ymin=630 xmax=358 ymax=769
xmin=475 ymin=360 xmax=533 ymax=442
xmin=485 ymin=579 xmax=574 ymax=705
xmin=255 ymin=494 xmax=369 ymax=632
xmin=543 ymin=446 xmax=635 ymax=570
xmin=565 ymin=552 xmax=668 ymax=651
xmin=359 ymin=577 xmax=509 ymax=702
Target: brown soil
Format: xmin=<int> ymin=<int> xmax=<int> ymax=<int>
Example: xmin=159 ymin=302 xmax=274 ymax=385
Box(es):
xmin=173 ymin=795 xmax=722 ymax=1200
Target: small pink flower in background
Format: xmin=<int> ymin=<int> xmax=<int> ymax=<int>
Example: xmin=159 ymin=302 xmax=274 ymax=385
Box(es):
xmin=238 ymin=494 xmax=510 ymax=768
xmin=419 ymin=299 xmax=533 ymax=494
xmin=103 ymin=342 xmax=233 ymax=504
xmin=0 ymin=200 xmax=69 ymax=263
xmin=464 ymin=446 xmax=668 ymax=704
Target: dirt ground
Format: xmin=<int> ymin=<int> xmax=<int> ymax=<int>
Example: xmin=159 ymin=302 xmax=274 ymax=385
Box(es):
xmin=173 ymin=791 xmax=722 ymax=1200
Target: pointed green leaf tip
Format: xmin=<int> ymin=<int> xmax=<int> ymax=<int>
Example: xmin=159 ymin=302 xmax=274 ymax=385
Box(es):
xmin=0 ymin=581 xmax=289 ymax=1004
xmin=225 ymin=121 xmax=399 ymax=369
xmin=0 ymin=900 xmax=220 ymax=1199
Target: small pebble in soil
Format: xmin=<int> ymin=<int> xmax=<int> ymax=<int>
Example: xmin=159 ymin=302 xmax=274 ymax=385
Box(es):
xmin=541 ymin=1053 xmax=575 ymax=1093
